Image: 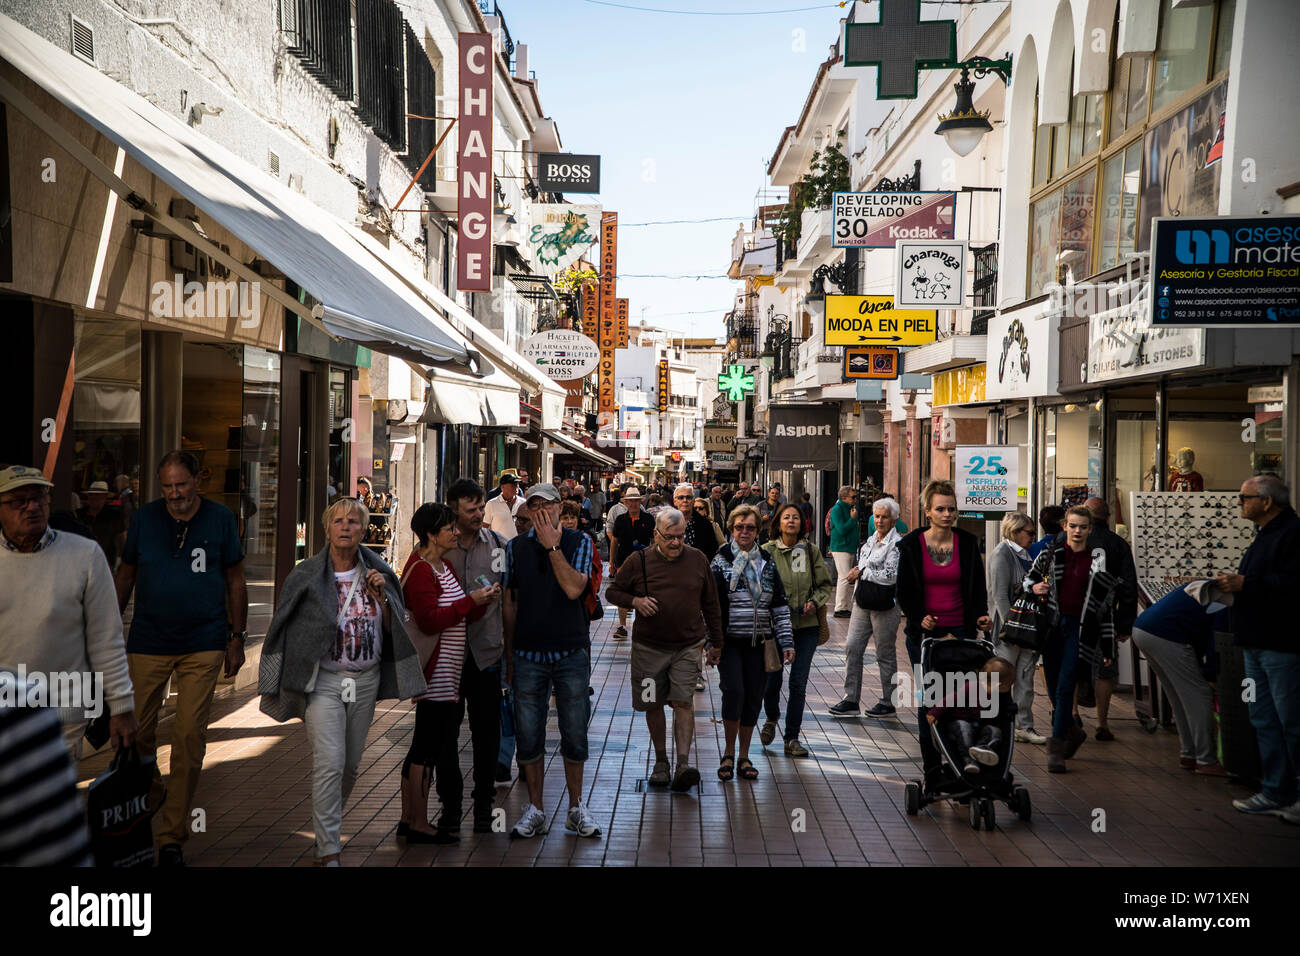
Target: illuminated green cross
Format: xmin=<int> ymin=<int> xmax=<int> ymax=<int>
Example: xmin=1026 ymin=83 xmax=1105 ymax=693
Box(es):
xmin=718 ymin=364 xmax=755 ymax=401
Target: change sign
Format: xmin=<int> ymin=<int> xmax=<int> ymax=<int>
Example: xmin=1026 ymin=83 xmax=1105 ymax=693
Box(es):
xmin=825 ymin=295 xmax=938 ymax=346
xmin=832 ymin=191 xmax=956 ymax=249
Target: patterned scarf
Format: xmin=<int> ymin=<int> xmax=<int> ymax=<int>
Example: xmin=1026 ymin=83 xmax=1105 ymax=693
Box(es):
xmin=729 ymin=543 xmax=762 ymax=602
xmin=1028 ymin=544 xmax=1119 ymax=682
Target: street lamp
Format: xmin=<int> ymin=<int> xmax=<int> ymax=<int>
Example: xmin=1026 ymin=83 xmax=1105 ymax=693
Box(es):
xmin=934 ymin=57 xmax=1012 ymax=157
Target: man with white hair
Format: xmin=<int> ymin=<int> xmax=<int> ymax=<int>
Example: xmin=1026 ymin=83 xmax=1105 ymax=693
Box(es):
xmin=673 ymin=483 xmax=719 ymax=561
xmin=606 ymin=507 xmax=722 ymax=791
xmin=1215 ymin=474 xmax=1300 ymax=822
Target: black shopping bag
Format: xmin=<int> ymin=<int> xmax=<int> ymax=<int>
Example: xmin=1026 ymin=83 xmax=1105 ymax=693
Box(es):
xmin=86 ymin=744 xmax=161 ymax=868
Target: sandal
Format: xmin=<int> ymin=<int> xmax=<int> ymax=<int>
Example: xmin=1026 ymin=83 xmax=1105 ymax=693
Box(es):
xmin=717 ymin=755 xmax=735 ymax=781
xmin=737 ymin=758 xmax=758 ymax=781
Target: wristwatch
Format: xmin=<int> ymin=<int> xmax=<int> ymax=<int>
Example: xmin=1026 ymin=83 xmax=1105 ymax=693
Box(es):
xmin=229 ymin=631 xmax=247 ymax=644
xmin=549 ymin=544 xmax=562 ymax=553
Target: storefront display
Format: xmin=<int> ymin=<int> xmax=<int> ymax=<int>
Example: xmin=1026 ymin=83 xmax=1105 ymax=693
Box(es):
xmin=1129 ymin=491 xmax=1255 ymax=605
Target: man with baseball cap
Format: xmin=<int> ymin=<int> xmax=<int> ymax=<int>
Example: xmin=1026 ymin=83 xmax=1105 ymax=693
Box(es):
xmin=76 ymin=479 xmax=127 ymax=570
xmin=0 ymin=465 xmax=137 ymax=762
xmin=501 ymin=481 xmax=601 ymax=839
xmin=485 ymin=471 xmax=523 ymax=540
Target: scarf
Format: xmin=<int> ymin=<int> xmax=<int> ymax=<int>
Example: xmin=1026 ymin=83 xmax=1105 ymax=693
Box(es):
xmin=1028 ymin=544 xmax=1119 ymax=683
xmin=729 ymin=542 xmax=762 ymax=603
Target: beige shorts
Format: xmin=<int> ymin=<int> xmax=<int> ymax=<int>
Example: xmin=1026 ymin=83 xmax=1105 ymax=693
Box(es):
xmin=630 ymin=640 xmax=704 ymax=711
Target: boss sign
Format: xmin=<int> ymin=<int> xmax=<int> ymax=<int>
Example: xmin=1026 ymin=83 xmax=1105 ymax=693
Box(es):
xmin=458 ymin=33 xmax=493 ymax=292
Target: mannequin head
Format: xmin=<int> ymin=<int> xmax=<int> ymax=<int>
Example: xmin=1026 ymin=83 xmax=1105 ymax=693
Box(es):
xmin=1174 ymin=447 xmax=1195 ymax=473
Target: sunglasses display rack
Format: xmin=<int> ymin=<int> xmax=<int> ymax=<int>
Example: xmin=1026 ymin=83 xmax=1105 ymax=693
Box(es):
xmin=1129 ymin=491 xmax=1256 ymax=604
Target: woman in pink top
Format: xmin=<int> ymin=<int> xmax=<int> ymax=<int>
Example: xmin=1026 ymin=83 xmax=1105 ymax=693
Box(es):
xmin=397 ymin=502 xmax=499 ymax=844
xmin=895 ymin=480 xmax=993 ymax=792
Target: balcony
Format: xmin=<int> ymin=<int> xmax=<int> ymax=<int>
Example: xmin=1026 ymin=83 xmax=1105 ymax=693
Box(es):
xmin=778 ymin=207 xmax=831 ymax=278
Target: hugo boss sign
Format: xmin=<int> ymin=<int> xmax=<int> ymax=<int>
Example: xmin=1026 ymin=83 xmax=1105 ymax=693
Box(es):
xmin=537 ymin=153 xmax=601 ymax=193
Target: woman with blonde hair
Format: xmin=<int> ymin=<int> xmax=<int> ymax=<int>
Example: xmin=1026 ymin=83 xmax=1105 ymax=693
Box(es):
xmin=259 ymin=497 xmax=427 ymax=866
xmin=987 ymin=511 xmax=1046 ymax=744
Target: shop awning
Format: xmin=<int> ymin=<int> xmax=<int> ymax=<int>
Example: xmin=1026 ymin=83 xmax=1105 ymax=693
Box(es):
xmin=0 ymin=16 xmax=477 ymax=372
xmin=420 ymin=365 xmax=522 ymax=427
xmin=903 ymin=335 xmax=989 ymax=376
xmin=543 ymin=430 xmax=618 ymax=469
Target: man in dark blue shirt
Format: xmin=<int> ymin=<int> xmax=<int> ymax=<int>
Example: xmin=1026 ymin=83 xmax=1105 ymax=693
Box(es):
xmin=115 ymin=451 xmax=248 ymax=866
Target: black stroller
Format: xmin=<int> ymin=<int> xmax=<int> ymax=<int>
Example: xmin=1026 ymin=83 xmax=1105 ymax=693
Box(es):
xmin=903 ymin=636 xmax=1031 ymax=830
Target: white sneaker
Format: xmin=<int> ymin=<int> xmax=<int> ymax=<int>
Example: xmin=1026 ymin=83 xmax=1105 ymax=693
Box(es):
xmin=1232 ymin=792 xmax=1285 ymax=816
xmin=565 ymin=802 xmax=602 ymax=838
xmin=510 ymin=804 xmax=549 ymax=839
xmin=1279 ymin=800 xmax=1300 ymax=825
xmin=1014 ymin=728 xmax=1048 ymax=745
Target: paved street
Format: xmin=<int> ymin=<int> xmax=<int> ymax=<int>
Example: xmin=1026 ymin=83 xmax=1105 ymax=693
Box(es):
xmin=76 ymin=606 xmax=1300 ymax=867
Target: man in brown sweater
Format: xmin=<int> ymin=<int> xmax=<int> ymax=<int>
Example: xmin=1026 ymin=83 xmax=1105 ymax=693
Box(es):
xmin=606 ymin=507 xmax=723 ymax=792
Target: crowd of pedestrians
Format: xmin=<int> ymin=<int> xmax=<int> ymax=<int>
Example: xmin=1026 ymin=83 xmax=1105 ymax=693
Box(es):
xmin=2 ymin=461 xmax=1298 ymax=869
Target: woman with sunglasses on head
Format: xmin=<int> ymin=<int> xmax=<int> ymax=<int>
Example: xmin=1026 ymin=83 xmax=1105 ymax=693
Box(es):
xmin=694 ymin=497 xmax=726 ymax=550
xmin=895 ymin=479 xmax=992 ymax=793
xmin=709 ymin=505 xmax=795 ymax=781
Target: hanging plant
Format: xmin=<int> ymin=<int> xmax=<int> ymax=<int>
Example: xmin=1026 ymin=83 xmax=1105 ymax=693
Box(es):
xmin=772 ymin=134 xmax=850 ymax=250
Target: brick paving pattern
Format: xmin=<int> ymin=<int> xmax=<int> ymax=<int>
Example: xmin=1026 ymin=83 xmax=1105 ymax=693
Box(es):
xmin=78 ymin=609 xmax=1300 ymax=867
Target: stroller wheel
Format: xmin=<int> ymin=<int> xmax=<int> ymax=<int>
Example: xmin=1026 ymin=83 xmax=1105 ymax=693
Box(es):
xmin=968 ymin=798 xmax=982 ymax=830
xmin=981 ymin=797 xmax=996 ymax=831
xmin=904 ymin=782 xmax=920 ymax=816
xmin=1014 ymin=786 xmax=1032 ymax=821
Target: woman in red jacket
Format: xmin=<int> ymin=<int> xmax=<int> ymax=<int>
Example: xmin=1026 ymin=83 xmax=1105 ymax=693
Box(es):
xmin=397 ymin=502 xmax=499 ymax=843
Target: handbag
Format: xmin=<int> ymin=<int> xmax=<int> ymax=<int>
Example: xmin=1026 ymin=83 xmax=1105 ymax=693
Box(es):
xmin=763 ymin=638 xmax=782 ymax=673
xmin=855 ymin=577 xmax=896 ymax=611
xmin=398 ymin=558 xmax=441 ymax=678
xmin=816 ymin=605 xmax=830 ymax=646
xmin=998 ymin=593 xmax=1048 ymax=650
xmin=86 ymin=743 xmax=161 ymax=868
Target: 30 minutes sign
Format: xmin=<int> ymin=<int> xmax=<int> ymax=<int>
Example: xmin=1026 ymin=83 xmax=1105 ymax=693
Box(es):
xmin=832 ymin=191 xmax=956 ymax=249
xmin=955 ymin=445 xmax=1019 ymax=511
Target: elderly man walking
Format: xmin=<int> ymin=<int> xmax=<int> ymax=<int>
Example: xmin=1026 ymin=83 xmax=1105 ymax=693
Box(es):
xmin=0 ymin=465 xmax=137 ymax=761
xmin=607 ymin=507 xmax=722 ymax=791
xmin=485 ymin=472 xmax=523 ymax=540
xmin=115 ymin=451 xmax=248 ymax=866
xmin=1215 ymin=475 xmax=1300 ymax=823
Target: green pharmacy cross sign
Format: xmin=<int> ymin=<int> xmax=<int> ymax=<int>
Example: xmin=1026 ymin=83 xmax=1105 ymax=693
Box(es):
xmin=718 ymin=364 xmax=755 ymax=402
xmin=843 ymin=0 xmax=1010 ymax=99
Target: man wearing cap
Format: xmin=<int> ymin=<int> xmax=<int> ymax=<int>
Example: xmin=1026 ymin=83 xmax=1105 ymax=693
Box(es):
xmin=501 ymin=482 xmax=601 ymax=839
xmin=610 ymin=487 xmax=654 ymax=641
xmin=114 ymin=450 xmax=247 ymax=866
xmin=76 ymin=479 xmax=127 ymax=569
xmin=485 ymin=472 xmax=523 ymax=540
xmin=0 ymin=465 xmax=137 ymax=762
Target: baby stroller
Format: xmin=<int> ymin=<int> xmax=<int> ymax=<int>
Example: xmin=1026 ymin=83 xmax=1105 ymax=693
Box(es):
xmin=903 ymin=636 xmax=1031 ymax=830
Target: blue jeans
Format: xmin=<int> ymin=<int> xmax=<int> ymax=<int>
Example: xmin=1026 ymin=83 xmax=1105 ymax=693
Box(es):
xmin=513 ymin=650 xmax=590 ymax=765
xmin=1042 ymin=616 xmax=1081 ymax=740
xmin=1243 ymin=648 xmax=1300 ymax=804
xmin=498 ymin=677 xmax=516 ymax=768
xmin=763 ymin=627 xmax=820 ymax=741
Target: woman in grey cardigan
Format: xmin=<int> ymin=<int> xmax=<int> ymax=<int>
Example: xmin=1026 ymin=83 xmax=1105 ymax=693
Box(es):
xmin=987 ymin=512 xmax=1045 ymax=744
xmin=259 ymin=497 xmax=426 ymax=866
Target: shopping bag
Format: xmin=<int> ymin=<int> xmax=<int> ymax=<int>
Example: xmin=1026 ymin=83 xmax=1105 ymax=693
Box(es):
xmin=998 ymin=594 xmax=1048 ymax=650
xmin=86 ymin=744 xmax=161 ymax=868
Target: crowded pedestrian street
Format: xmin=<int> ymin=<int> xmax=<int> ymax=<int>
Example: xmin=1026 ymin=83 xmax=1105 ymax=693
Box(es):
xmin=70 ymin=605 xmax=1298 ymax=868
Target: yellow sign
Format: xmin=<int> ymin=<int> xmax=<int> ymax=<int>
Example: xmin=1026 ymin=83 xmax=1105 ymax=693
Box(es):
xmin=932 ymin=364 xmax=986 ymax=406
xmin=825 ymin=295 xmax=938 ymax=346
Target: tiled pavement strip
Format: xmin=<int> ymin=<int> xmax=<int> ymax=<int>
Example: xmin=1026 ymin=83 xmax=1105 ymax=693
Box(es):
xmin=77 ymin=604 xmax=1300 ymax=867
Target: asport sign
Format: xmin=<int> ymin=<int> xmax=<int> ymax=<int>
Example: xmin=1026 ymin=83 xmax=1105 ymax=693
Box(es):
xmin=955 ymin=445 xmax=1019 ymax=512
xmin=521 ymin=330 xmax=600 ymax=379
xmin=1150 ymin=215 xmax=1300 ymax=327
xmin=457 ymin=33 xmax=493 ymax=292
xmin=825 ymin=295 xmax=938 ymax=346
xmin=536 ymin=153 xmax=601 ymax=193
xmin=832 ymin=191 xmax=956 ymax=249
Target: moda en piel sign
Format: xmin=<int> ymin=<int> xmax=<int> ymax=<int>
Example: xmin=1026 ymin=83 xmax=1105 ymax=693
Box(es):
xmin=832 ymin=191 xmax=956 ymax=249
xmin=1150 ymin=215 xmax=1300 ymax=328
xmin=536 ymin=153 xmax=601 ymax=193
xmin=825 ymin=295 xmax=938 ymax=346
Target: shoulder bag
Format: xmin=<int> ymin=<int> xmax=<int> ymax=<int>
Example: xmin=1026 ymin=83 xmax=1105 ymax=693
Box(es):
xmin=399 ymin=558 xmax=441 ymax=678
xmin=854 ymin=542 xmax=896 ymax=611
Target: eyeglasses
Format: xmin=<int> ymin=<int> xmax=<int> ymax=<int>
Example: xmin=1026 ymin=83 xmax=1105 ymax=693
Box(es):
xmin=0 ymin=492 xmax=49 ymax=510
xmin=1237 ymin=494 xmax=1262 ymax=503
xmin=733 ymin=523 xmax=758 ymax=532
xmin=174 ymin=521 xmax=190 ymax=555
xmin=694 ymin=506 xmax=707 ymax=513
xmin=657 ymin=531 xmax=685 ymax=542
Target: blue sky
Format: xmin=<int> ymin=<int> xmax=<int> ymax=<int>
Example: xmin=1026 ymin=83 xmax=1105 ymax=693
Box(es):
xmin=507 ymin=0 xmax=851 ymax=339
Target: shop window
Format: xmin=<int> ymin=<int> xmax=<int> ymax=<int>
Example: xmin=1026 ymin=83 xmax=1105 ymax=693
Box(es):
xmin=1067 ymin=92 xmax=1104 ymax=167
xmin=1050 ymin=122 xmax=1070 ymax=181
xmin=1042 ymin=403 xmax=1101 ymax=508
xmin=1167 ymin=385 xmax=1285 ymax=489
xmin=1110 ymin=410 xmax=1157 ymax=528
xmin=71 ymin=316 xmax=141 ymax=563
xmin=1151 ymin=0 xmax=1215 ymax=114
xmin=1097 ymin=141 xmax=1142 ymax=271
xmin=1213 ymin=0 xmax=1236 ymax=76
xmin=181 ymin=342 xmax=244 ymax=519
xmin=1030 ymin=169 xmax=1098 ymax=297
xmin=241 ymin=347 xmax=281 ymax=594
xmin=1109 ymin=53 xmax=1152 ymax=143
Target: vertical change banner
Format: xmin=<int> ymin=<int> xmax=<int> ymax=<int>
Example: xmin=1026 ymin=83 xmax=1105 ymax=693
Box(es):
xmin=457 ymin=34 xmax=493 ymax=291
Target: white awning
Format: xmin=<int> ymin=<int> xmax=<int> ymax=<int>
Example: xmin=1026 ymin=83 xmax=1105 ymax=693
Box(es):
xmin=543 ymin=430 xmax=618 ymax=469
xmin=0 ymin=15 xmax=478 ymax=372
xmin=420 ymin=365 xmax=521 ymax=427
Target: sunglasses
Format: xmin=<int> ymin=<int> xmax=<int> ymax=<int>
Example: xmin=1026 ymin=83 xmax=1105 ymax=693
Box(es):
xmin=1238 ymin=494 xmax=1263 ymax=503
